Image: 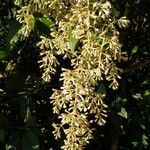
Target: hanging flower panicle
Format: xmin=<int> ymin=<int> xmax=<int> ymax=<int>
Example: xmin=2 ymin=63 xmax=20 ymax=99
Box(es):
xmin=14 ymin=0 xmax=129 ymax=149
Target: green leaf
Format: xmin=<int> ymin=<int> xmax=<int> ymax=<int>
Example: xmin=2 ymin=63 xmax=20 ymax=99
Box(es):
xmin=97 ymin=83 xmax=106 ymax=97
xmin=68 ymin=36 xmax=79 ymax=52
xmin=5 ymin=73 xmax=28 ymax=92
xmin=7 ymin=20 xmax=22 ymax=46
xmin=35 ymin=21 xmax=50 ymax=36
xmin=118 ymin=108 xmax=128 ymax=119
xmin=34 ymin=14 xmax=54 ymax=36
xmin=22 ymin=130 xmax=39 ymax=150
xmin=19 ymin=99 xmax=36 ymax=126
xmin=0 ymin=129 xmax=5 ymax=142
xmin=144 ymin=90 xmax=150 ymax=96
xmin=142 ymin=79 xmax=150 ymax=85
xmin=140 ymin=124 xmax=146 ymax=130
xmin=38 ymin=17 xmax=54 ymax=29
xmin=0 ymin=49 xmax=7 ymax=59
xmin=35 ymin=18 xmax=54 ymax=36
xmin=24 ymin=108 xmax=36 ymax=127
xmin=0 ymin=114 xmax=9 ymax=130
xmin=142 ymin=134 xmax=148 ymax=146
xmin=132 ymin=46 xmax=138 ymax=54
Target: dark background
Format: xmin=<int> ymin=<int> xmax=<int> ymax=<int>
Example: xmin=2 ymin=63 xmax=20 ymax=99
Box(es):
xmin=0 ymin=0 xmax=150 ymax=149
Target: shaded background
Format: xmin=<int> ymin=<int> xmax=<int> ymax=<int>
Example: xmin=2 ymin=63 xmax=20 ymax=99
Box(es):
xmin=0 ymin=0 xmax=150 ymax=149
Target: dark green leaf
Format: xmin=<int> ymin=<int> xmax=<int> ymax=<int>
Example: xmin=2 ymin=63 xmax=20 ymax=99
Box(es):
xmin=0 ymin=129 xmax=5 ymax=142
xmin=35 ymin=15 xmax=54 ymax=36
xmin=31 ymin=129 xmax=43 ymax=138
xmin=24 ymin=109 xmax=36 ymax=127
xmin=0 ymin=114 xmax=9 ymax=130
xmin=35 ymin=20 xmax=50 ymax=36
xmin=0 ymin=49 xmax=7 ymax=59
xmin=7 ymin=20 xmax=22 ymax=46
xmin=5 ymin=73 xmax=28 ymax=92
xmin=22 ymin=130 xmax=39 ymax=150
xmin=97 ymin=83 xmax=106 ymax=97
xmin=19 ymin=98 xmax=27 ymax=120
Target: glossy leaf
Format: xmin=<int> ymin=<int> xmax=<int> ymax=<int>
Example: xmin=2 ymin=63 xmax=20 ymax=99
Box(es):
xmin=35 ymin=14 xmax=54 ymax=36
xmin=38 ymin=17 xmax=54 ymax=29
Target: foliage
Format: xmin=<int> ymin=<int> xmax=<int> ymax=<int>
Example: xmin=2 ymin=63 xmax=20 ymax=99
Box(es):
xmin=0 ymin=0 xmax=149 ymax=150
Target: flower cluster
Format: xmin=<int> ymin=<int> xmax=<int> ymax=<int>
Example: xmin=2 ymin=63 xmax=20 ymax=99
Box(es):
xmin=14 ymin=0 xmax=129 ymax=149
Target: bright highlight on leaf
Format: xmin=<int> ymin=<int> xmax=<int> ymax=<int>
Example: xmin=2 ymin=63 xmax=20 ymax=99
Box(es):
xmin=118 ymin=107 xmax=128 ymax=119
xmin=132 ymin=46 xmax=138 ymax=54
xmin=37 ymin=17 xmax=54 ymax=29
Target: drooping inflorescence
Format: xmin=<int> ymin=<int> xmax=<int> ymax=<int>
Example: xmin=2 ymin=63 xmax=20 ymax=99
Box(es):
xmin=14 ymin=0 xmax=129 ymax=149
